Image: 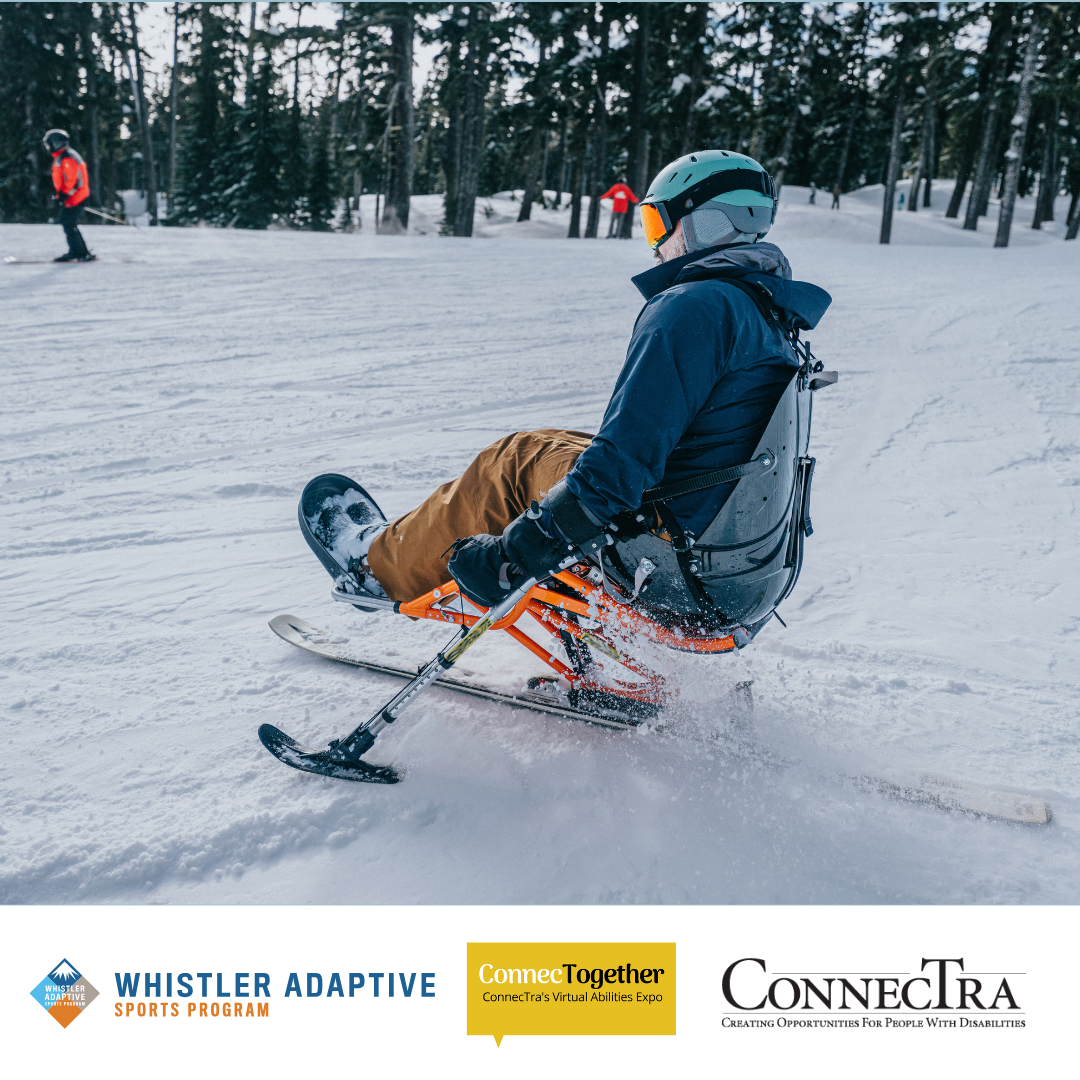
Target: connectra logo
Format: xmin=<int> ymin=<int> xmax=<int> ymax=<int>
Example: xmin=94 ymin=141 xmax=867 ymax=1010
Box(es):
xmin=31 ymin=959 xmax=99 ymax=1028
xmin=467 ymin=943 xmax=675 ymax=1046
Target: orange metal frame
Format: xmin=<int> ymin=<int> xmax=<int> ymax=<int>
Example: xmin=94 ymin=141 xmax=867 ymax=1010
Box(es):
xmin=395 ymin=565 xmax=738 ymax=708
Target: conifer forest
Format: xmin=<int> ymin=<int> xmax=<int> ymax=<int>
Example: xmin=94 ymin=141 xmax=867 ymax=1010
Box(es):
xmin=1 ymin=2 xmax=1078 ymax=245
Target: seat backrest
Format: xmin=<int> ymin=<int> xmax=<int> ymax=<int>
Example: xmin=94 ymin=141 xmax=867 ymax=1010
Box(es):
xmin=692 ymin=370 xmax=812 ymax=625
xmin=598 ymin=368 xmax=817 ymax=631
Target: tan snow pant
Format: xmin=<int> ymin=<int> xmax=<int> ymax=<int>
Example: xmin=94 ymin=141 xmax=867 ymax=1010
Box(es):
xmin=366 ymin=429 xmax=593 ymax=602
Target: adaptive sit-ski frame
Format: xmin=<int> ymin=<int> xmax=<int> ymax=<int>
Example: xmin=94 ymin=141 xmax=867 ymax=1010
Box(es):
xmin=332 ymin=562 xmax=739 ymax=714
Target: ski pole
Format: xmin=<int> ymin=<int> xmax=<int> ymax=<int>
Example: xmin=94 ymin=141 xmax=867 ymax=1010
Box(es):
xmin=322 ymin=549 xmax=586 ymax=767
xmin=83 ymin=206 xmax=137 ymax=227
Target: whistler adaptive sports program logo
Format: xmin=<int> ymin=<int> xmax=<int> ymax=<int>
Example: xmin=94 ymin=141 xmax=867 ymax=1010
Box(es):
xmin=31 ymin=959 xmax=100 ymax=1028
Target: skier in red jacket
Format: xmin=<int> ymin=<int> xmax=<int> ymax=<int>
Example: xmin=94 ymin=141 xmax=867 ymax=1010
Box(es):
xmin=599 ymin=180 xmax=639 ymax=237
xmin=44 ymin=129 xmax=95 ymax=263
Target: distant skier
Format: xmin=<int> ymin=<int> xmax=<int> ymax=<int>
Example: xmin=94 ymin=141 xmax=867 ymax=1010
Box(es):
xmin=600 ymin=180 xmax=639 ymax=237
xmin=44 ymin=129 xmax=94 ymax=263
xmin=307 ymin=150 xmax=831 ymax=626
xmin=831 ymin=185 xmax=841 ymax=209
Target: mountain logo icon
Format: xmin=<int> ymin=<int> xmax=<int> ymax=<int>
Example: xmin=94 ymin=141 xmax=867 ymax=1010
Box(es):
xmin=48 ymin=960 xmax=81 ymax=989
xmin=32 ymin=959 xmax=99 ymax=1028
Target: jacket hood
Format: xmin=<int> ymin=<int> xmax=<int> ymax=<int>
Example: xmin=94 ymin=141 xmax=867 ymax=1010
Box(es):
xmin=631 ymin=241 xmax=831 ymax=332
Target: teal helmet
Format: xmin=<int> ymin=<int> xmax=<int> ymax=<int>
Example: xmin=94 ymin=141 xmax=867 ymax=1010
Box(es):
xmin=639 ymin=150 xmax=777 ymax=250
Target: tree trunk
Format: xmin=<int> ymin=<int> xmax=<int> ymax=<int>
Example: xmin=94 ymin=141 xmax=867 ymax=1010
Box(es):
xmin=101 ymin=53 xmax=120 ymax=215
xmin=995 ymin=11 xmax=1042 ymax=248
xmin=568 ymin=136 xmax=586 ymax=238
xmin=1032 ymin=100 xmax=1059 ymax=228
xmin=554 ymin=116 xmax=568 ymax=209
xmin=832 ymin=6 xmax=869 ymax=195
xmin=909 ymin=69 xmax=936 ymax=212
xmin=285 ymin=6 xmax=303 ymax=217
xmin=352 ymin=89 xmax=366 ymax=224
xmin=329 ymin=50 xmax=344 ymax=226
xmin=127 ymin=4 xmax=158 ymax=225
xmin=584 ymin=13 xmax=611 ymax=240
xmin=879 ymin=62 xmax=907 ymax=244
xmin=945 ymin=142 xmax=975 ymax=219
xmin=679 ymin=3 xmax=709 ymax=156
xmin=25 ymin=82 xmax=41 ymax=217
xmin=539 ymin=130 xmax=549 ymax=205
xmin=832 ymin=98 xmax=858 ymax=196
xmin=517 ymin=128 xmax=542 ymax=222
xmin=583 ymin=94 xmax=606 ymax=238
xmin=907 ymin=101 xmax=929 ymax=211
xmin=619 ymin=3 xmax=651 ymax=239
xmin=244 ymin=2 xmax=256 ymax=109
xmin=381 ymin=12 xmax=414 ymax=234
xmin=168 ymin=3 xmax=180 ymax=208
xmin=80 ymin=7 xmax=101 ymax=207
xmin=923 ymin=89 xmax=936 ymax=207
xmin=964 ymin=8 xmax=1016 ymax=230
xmin=452 ymin=7 xmax=487 ymax=238
xmin=440 ymin=19 xmax=464 ymax=233
xmin=947 ymin=4 xmax=1011 ymax=219
xmin=964 ymin=97 xmax=1002 ymax=228
xmin=1065 ymin=188 xmax=1080 ymax=240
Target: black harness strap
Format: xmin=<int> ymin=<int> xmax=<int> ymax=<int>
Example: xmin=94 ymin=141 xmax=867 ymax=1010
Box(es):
xmin=715 ymin=275 xmax=780 ymax=324
xmin=641 ymin=453 xmax=773 ymax=505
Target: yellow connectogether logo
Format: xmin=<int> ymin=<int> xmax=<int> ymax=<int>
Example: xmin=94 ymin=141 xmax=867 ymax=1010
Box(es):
xmin=467 ymin=942 xmax=675 ymax=1046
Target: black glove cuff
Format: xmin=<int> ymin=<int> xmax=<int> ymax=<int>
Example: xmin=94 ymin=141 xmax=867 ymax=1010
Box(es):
xmin=447 ymin=534 xmax=524 ymax=607
xmin=542 ymin=481 xmax=608 ymax=555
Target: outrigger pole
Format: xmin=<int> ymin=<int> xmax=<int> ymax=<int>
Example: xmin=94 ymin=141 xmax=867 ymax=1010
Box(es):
xmin=83 ymin=206 xmax=137 ymax=227
xmin=260 ymin=548 xmax=590 ymax=782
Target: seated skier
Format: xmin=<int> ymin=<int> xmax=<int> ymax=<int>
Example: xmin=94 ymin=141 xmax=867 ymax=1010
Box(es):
xmin=307 ymin=151 xmax=831 ymax=624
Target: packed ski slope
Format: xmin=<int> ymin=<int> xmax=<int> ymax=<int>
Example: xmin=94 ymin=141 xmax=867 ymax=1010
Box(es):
xmin=2 ymin=184 xmax=1078 ymax=904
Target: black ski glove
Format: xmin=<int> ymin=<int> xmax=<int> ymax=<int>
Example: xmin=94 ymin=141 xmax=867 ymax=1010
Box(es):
xmin=447 ymin=482 xmax=609 ymax=608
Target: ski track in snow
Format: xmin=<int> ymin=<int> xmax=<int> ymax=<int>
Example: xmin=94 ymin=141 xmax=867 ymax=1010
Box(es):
xmin=2 ymin=183 xmax=1079 ymax=905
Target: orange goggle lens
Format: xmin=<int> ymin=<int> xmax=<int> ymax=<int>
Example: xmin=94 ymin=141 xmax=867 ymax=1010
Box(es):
xmin=640 ymin=203 xmax=671 ymax=249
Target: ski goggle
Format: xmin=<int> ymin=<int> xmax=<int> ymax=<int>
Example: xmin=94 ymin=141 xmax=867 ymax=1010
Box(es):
xmin=640 ymin=202 xmax=674 ymax=249
xmin=640 ymin=167 xmax=777 ymax=250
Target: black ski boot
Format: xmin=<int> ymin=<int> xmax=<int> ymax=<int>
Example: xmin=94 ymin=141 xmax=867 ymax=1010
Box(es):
xmin=299 ymin=474 xmax=389 ymax=609
xmin=54 ymin=253 xmax=77 ymax=262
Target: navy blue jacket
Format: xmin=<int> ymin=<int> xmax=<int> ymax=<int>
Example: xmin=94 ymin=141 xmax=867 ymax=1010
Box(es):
xmin=564 ymin=242 xmax=831 ymax=536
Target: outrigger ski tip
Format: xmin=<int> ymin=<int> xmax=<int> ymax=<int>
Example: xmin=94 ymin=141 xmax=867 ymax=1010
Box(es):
xmin=258 ymin=723 xmax=400 ymax=784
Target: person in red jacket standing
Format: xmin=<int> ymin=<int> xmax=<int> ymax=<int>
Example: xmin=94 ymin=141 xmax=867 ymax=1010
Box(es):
xmin=44 ymin=129 xmax=95 ymax=263
xmin=599 ymin=179 xmax=639 ymax=237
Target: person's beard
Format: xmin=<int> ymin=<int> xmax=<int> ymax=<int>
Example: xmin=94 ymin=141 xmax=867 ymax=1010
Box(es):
xmin=656 ymin=227 xmax=688 ymax=263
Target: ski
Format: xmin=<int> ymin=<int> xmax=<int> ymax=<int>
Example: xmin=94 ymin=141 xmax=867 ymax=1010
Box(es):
xmin=267 ymin=614 xmax=1053 ymax=822
xmin=846 ymin=773 xmax=1051 ymax=825
xmin=3 ymin=255 xmax=131 ymax=265
xmin=268 ymin=613 xmax=641 ymax=731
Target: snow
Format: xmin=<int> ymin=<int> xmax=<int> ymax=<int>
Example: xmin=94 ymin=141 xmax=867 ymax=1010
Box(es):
xmin=1 ymin=182 xmax=1078 ymax=905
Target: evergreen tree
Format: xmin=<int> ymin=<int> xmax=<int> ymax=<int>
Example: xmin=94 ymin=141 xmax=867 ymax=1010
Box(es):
xmin=0 ymin=3 xmax=88 ymax=221
xmin=3 ymin=2 xmax=1077 ymax=244
xmin=230 ymin=54 xmax=284 ymax=229
xmin=306 ymin=97 xmax=336 ymax=230
xmin=171 ymin=5 xmax=240 ymax=224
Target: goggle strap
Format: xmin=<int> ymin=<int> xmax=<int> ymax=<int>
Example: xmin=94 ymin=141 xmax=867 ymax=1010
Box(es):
xmin=645 ymin=167 xmax=776 ymax=228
